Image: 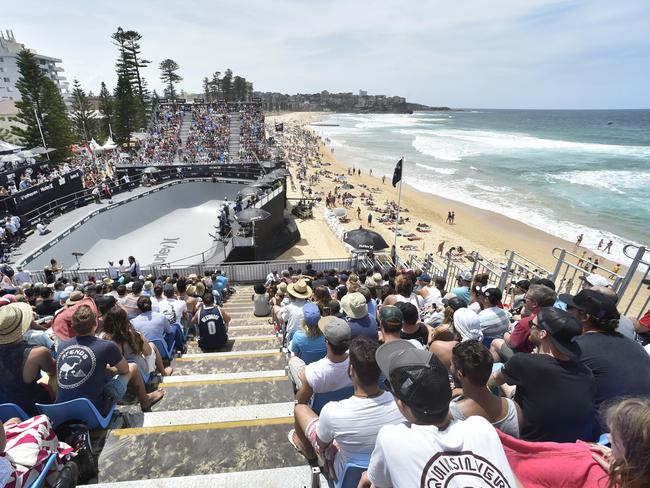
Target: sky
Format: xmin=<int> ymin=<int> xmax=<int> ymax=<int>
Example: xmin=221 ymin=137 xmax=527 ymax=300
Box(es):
xmin=3 ymin=0 xmax=650 ymax=109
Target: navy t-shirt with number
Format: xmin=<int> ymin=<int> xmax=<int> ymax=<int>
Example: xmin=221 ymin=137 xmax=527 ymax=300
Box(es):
xmin=198 ymin=306 xmax=228 ymax=351
xmin=56 ymin=335 xmax=123 ymax=415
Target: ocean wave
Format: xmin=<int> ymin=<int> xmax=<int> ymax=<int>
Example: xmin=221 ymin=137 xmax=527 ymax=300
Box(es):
xmin=419 ymin=129 xmax=650 ymax=157
xmin=349 ymin=114 xmax=431 ymax=129
xmin=415 ymin=163 xmax=457 ymax=175
xmin=412 ymin=135 xmax=481 ymax=161
xmin=550 ymin=170 xmax=650 ymax=194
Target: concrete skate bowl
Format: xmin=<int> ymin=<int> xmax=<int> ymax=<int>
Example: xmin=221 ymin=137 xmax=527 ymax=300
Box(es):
xmin=20 ymin=181 xmax=244 ymax=271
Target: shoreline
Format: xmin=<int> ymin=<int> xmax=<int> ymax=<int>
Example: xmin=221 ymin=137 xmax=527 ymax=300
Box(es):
xmin=270 ymin=112 xmax=625 ymax=274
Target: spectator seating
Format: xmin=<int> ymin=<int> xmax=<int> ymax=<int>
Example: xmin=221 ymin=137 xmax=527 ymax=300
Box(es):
xmin=0 ymin=402 xmax=29 ymax=422
xmin=36 ymin=398 xmax=116 ymax=430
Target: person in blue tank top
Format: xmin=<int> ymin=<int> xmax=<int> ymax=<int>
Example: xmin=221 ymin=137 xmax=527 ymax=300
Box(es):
xmin=194 ymin=293 xmax=231 ymax=351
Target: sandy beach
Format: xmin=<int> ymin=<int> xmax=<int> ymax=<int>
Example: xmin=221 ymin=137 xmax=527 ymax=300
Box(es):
xmin=270 ymin=112 xmax=621 ymax=271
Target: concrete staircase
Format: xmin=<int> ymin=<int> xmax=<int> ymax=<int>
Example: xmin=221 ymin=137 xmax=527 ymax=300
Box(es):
xmin=229 ymin=113 xmax=241 ymax=163
xmin=83 ymin=285 xmax=313 ymax=487
xmin=174 ymin=112 xmax=193 ymax=163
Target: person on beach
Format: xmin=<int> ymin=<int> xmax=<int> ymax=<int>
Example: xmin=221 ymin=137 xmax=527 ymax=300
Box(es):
xmin=367 ymin=212 xmax=372 ymax=227
xmin=446 ymin=211 xmax=452 ymax=224
xmin=381 ymin=175 xmax=385 ymax=184
xmin=597 ymin=238 xmax=604 ymax=250
xmin=437 ymin=240 xmax=445 ymax=257
xmin=356 ymin=206 xmax=361 ymax=220
xmin=604 ymin=240 xmax=613 ymax=254
xmin=575 ymin=233 xmax=584 ymax=249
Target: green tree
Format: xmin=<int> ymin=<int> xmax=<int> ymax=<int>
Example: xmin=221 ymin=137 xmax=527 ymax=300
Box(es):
xmin=69 ymin=79 xmax=95 ymax=142
xmin=202 ymin=77 xmax=211 ymax=102
xmin=245 ymin=81 xmax=254 ymax=101
xmin=113 ymin=74 xmax=135 ymax=144
xmin=98 ymin=81 xmax=113 ymax=141
xmin=210 ymin=71 xmax=221 ymax=100
xmin=233 ymin=75 xmax=247 ymax=101
xmin=40 ymin=78 xmax=73 ymax=161
xmin=111 ymin=27 xmax=148 ymax=129
xmin=220 ymin=69 xmax=233 ymax=101
xmin=11 ymin=50 xmax=46 ymax=147
xmin=159 ymin=59 xmax=182 ymax=100
xmin=122 ymin=30 xmax=150 ymax=103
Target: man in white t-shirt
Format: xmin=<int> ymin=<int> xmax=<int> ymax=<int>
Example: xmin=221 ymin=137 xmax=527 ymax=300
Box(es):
xmin=291 ymin=336 xmax=405 ymax=479
xmin=359 ymin=340 xmax=519 ymax=488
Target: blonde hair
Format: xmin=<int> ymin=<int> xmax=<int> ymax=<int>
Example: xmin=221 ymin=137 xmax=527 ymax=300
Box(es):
xmin=605 ymin=397 xmax=650 ymax=488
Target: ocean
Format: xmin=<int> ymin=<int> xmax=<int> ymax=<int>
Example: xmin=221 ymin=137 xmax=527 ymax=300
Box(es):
xmin=311 ymin=110 xmax=650 ymax=266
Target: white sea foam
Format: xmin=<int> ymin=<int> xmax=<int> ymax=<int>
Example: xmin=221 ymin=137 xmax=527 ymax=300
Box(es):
xmin=416 ymin=129 xmax=650 ymax=157
xmin=469 ymin=166 xmax=478 ymax=171
xmin=350 ymin=114 xmax=431 ymax=129
xmin=550 ymin=170 xmax=650 ymax=194
xmin=412 ymin=135 xmax=481 ymax=161
xmin=415 ymin=163 xmax=457 ymax=175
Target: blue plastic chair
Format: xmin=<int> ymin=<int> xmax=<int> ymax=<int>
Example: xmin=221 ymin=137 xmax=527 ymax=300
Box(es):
xmin=36 ymin=398 xmax=115 ymax=430
xmin=311 ymin=386 xmax=354 ymax=415
xmin=335 ymin=461 xmax=369 ymax=488
xmin=0 ymin=403 xmax=29 ymax=422
xmin=26 ymin=452 xmax=57 ymax=488
xmin=152 ymin=338 xmax=175 ymax=360
xmin=598 ymin=433 xmax=611 ymax=447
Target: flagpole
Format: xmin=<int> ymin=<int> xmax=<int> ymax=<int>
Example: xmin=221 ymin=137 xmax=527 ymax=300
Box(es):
xmin=392 ymin=157 xmax=403 ymax=265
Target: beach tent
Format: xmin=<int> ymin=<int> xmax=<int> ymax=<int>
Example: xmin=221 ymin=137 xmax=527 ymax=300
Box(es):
xmin=29 ymin=147 xmax=56 ymax=155
xmin=89 ymin=138 xmax=102 ymax=152
xmin=102 ymin=137 xmax=118 ymax=151
xmin=16 ymin=150 xmax=36 ymax=159
xmin=0 ymin=154 xmax=21 ymax=163
xmin=0 ymin=140 xmax=22 ymax=154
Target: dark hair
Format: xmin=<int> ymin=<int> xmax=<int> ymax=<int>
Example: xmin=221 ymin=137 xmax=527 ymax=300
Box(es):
xmin=328 ymin=340 xmax=349 ymax=355
xmin=482 ymin=287 xmax=502 ymax=306
xmin=153 ymin=285 xmax=163 ymax=297
xmin=452 ymin=340 xmax=493 ymax=386
xmin=395 ymin=302 xmax=418 ymax=325
xmin=116 ymin=285 xmax=127 ymax=296
xmin=254 ymin=283 xmax=266 ymax=294
xmin=434 ymin=276 xmax=446 ymax=288
xmin=202 ymin=292 xmax=215 ymax=305
xmin=349 ymin=336 xmax=381 ymax=386
xmin=40 ymin=287 xmax=52 ymax=299
xmin=530 ymin=277 xmax=556 ymax=291
xmin=131 ymin=280 xmax=143 ymax=294
xmin=137 ymin=295 xmax=152 ymax=312
xmin=527 ymin=284 xmax=557 ymax=308
xmin=71 ymin=305 xmax=96 ymax=334
xmin=103 ymin=306 xmax=144 ymax=355
xmin=176 ymin=280 xmax=187 ymax=293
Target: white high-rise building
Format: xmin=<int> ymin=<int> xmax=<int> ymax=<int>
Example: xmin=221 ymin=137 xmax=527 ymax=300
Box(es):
xmin=0 ymin=29 xmax=70 ymax=102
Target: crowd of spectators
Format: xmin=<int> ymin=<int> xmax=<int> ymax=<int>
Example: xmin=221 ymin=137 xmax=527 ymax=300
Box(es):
xmin=184 ymin=105 xmax=230 ymax=164
xmin=135 ymin=108 xmax=182 ymax=166
xmin=255 ymin=263 xmax=650 ymax=487
xmin=239 ymin=106 xmax=269 ymax=163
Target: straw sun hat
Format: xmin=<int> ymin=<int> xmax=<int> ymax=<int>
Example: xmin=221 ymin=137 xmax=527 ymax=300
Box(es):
xmin=287 ymin=279 xmax=313 ymax=299
xmin=0 ymin=302 xmax=34 ymax=345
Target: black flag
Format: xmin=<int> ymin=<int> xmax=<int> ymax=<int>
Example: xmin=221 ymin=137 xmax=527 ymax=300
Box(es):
xmin=392 ymin=158 xmax=403 ymax=187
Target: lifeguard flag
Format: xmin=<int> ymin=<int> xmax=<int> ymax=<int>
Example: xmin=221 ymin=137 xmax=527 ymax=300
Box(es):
xmin=392 ymin=158 xmax=403 ymax=187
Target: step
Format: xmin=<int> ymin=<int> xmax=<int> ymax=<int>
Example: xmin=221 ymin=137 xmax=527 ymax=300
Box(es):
xmin=185 ymin=336 xmax=279 ymax=354
xmin=160 ymin=369 xmax=287 ymax=386
xmin=150 ymin=377 xmax=293 ymax=411
xmin=228 ymin=325 xmax=276 ymax=337
xmin=83 ymin=465 xmax=312 ymax=488
xmin=171 ymin=353 xmax=286 ymax=376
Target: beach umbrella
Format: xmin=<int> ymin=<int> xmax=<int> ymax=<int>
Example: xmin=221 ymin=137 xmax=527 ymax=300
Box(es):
xmin=343 ymin=228 xmax=389 ymax=251
xmin=269 ymin=168 xmax=291 ymax=178
xmin=143 ymin=166 xmax=160 ymax=174
xmin=235 ymin=208 xmax=271 ymax=223
xmin=239 ymin=186 xmax=262 ymax=197
xmin=342 ymin=183 xmax=354 ymax=190
xmin=0 ymin=154 xmax=21 ymax=163
xmin=333 ymin=207 xmax=347 ymax=218
xmin=0 ymin=141 xmax=22 ymax=153
xmin=251 ymin=181 xmax=272 ymax=189
xmin=16 ymin=150 xmax=36 ymax=159
xmin=29 ymin=147 xmax=55 ymax=155
xmin=258 ymin=174 xmax=277 ymax=184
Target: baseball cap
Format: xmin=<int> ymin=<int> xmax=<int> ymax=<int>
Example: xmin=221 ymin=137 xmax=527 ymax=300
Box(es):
xmin=340 ymin=292 xmax=368 ymax=319
xmin=579 ymin=274 xmax=609 ymax=288
xmin=535 ymin=307 xmax=582 ymax=359
xmin=419 ymin=274 xmax=431 ymax=283
xmin=375 ymin=340 xmax=451 ymax=417
xmin=379 ymin=305 xmax=403 ymax=325
xmin=318 ymin=316 xmax=351 ymax=346
xmin=515 ymin=279 xmax=530 ymax=291
xmin=457 ymin=270 xmax=473 ymax=282
xmin=303 ymin=302 xmax=321 ymax=328
xmin=442 ymin=295 xmax=466 ymax=311
xmin=558 ymin=289 xmax=620 ymax=322
xmin=163 ymin=284 xmax=175 ymax=296
xmin=481 ymin=285 xmax=502 ymax=302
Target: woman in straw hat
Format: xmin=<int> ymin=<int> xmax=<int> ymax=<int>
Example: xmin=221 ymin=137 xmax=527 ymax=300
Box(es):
xmin=278 ymin=279 xmax=313 ymax=340
xmin=0 ymin=302 xmax=56 ymax=416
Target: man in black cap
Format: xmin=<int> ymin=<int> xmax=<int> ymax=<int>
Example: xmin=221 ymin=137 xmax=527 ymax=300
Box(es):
xmin=359 ymin=340 xmax=517 ymax=488
xmin=489 ymin=307 xmax=596 ymax=443
xmin=561 ymin=289 xmax=650 ymax=420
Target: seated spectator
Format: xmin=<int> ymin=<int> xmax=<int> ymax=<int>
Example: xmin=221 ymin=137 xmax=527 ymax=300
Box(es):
xmin=278 ymin=279 xmax=312 ymax=340
xmin=509 ymin=279 xmax=530 ymax=313
xmin=130 ymin=296 xmax=176 ymax=352
xmin=377 ymin=305 xmax=416 ymax=347
xmin=450 ymin=340 xmax=521 ymax=437
xmin=562 ymin=289 xmax=650 ymax=421
xmin=358 ymin=340 xmax=518 ymax=488
xmin=382 ymin=274 xmax=423 ymax=314
xmin=489 ymin=307 xmax=596 ymax=443
xmin=0 ymin=302 xmax=56 ymax=416
xmin=193 ymin=292 xmax=230 ymax=351
xmin=158 ymin=284 xmax=187 ymax=353
xmin=477 ymin=286 xmax=510 ymax=340
xmin=51 ymin=292 xmax=100 ymax=342
xmin=292 ymin=317 xmax=352 ymax=403
xmin=290 ymin=337 xmax=405 ymax=480
xmin=289 ymin=302 xmax=326 ymax=367
xmin=121 ymin=280 xmax=143 ymax=319
xmin=252 ymin=283 xmax=271 ymax=317
xmin=56 ymin=305 xmax=164 ymax=414
xmin=450 ymin=270 xmax=472 ymax=305
xmin=356 ymin=285 xmax=377 ymax=320
xmin=395 ymin=302 xmax=430 ymax=347
xmin=590 ymin=397 xmax=650 ymax=487
xmin=429 ymin=308 xmax=482 ymax=369
xmin=340 ymin=292 xmax=378 ymax=339
xmin=490 ymin=283 xmax=556 ymax=363
xmin=34 ymin=287 xmax=61 ymax=317
xmin=416 ymin=273 xmax=441 ymax=310
xmin=101 ymin=306 xmax=172 ymax=377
